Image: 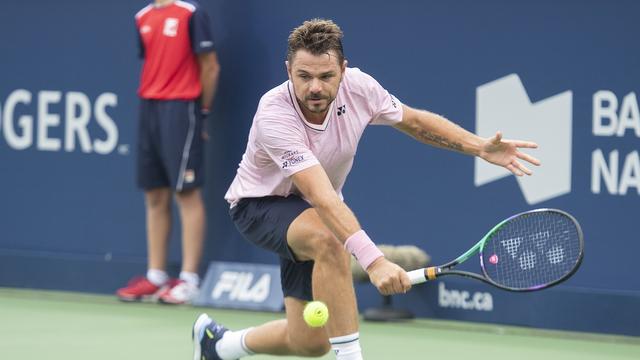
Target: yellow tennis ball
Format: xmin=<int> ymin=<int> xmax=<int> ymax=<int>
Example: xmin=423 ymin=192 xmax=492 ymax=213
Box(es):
xmin=303 ymin=301 xmax=329 ymax=328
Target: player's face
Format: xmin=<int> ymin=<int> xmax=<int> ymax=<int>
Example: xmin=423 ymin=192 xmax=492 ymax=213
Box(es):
xmin=287 ymin=49 xmax=346 ymax=123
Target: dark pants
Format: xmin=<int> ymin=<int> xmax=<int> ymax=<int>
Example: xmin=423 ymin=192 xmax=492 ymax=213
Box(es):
xmin=136 ymin=99 xmax=203 ymax=192
xmin=230 ymin=195 xmax=314 ymax=301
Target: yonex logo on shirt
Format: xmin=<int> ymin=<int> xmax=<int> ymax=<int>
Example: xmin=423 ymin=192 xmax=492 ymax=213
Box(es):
xmin=282 ymin=155 xmax=305 ymax=169
xmin=337 ymin=105 xmax=346 ymax=116
xmin=390 ymin=96 xmax=398 ymax=109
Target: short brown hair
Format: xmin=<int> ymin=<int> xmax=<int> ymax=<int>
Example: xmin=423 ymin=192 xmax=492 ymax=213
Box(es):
xmin=287 ymin=18 xmax=344 ymax=64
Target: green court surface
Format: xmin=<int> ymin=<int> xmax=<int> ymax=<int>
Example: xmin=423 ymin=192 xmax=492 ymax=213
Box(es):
xmin=1 ymin=288 xmax=638 ymax=359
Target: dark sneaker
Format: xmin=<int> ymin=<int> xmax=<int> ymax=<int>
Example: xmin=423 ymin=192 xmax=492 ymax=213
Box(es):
xmin=192 ymin=313 xmax=231 ymax=360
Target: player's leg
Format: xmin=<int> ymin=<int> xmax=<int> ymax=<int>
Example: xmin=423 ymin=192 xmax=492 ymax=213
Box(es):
xmin=237 ymin=207 xmax=360 ymax=355
xmin=287 ymin=208 xmax=362 ymax=359
xmin=207 ymin=297 xmax=330 ymax=357
xmin=193 ymin=277 xmax=331 ymax=359
xmin=170 ymin=186 xmax=205 ymax=303
xmin=145 ymin=187 xmax=172 ymax=273
xmin=174 ymin=187 xmax=205 ymax=275
xmin=195 ymin=196 xmax=361 ymax=359
xmin=194 ymin=196 xmax=333 ymax=359
xmin=158 ymin=100 xmax=205 ymax=304
xmin=242 ymin=256 xmax=333 ymax=356
xmin=117 ymin=187 xmax=172 ymax=301
xmin=117 ymin=99 xmax=172 ymax=301
xmin=138 ymin=99 xmax=174 ymax=278
xmin=248 ymin=296 xmax=331 ymax=355
xmin=239 ymin=207 xmax=362 ymax=358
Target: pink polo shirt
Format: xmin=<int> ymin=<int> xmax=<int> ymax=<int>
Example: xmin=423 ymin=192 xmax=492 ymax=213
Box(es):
xmin=225 ymin=67 xmax=403 ymax=206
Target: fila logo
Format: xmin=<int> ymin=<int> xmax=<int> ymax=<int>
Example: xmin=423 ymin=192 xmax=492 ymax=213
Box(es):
xmin=337 ymin=105 xmax=346 ymax=116
xmin=163 ymin=18 xmax=179 ymax=37
xmin=211 ymin=271 xmax=271 ymax=303
xmin=475 ymin=74 xmax=573 ymax=205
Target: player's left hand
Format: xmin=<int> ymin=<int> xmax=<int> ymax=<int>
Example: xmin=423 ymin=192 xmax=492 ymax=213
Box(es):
xmin=478 ymin=131 xmax=541 ymax=176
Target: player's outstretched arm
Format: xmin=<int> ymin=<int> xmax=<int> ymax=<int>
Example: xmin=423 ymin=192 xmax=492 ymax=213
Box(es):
xmin=393 ymin=105 xmax=541 ymax=176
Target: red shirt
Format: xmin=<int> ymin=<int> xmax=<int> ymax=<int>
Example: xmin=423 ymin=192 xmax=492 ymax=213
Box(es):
xmin=135 ymin=1 xmax=214 ymax=100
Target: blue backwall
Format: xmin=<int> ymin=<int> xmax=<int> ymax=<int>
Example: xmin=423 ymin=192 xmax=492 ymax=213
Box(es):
xmin=1 ymin=0 xmax=638 ymax=336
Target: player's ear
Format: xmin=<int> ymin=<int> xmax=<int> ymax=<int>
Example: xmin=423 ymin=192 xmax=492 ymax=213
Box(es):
xmin=285 ymin=60 xmax=292 ymax=79
xmin=341 ymin=59 xmax=347 ymax=73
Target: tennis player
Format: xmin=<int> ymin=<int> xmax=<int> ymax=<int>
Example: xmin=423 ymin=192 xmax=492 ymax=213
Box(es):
xmin=193 ymin=18 xmax=540 ymax=360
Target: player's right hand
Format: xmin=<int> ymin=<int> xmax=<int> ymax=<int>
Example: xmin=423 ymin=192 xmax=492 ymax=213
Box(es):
xmin=366 ymin=257 xmax=412 ymax=295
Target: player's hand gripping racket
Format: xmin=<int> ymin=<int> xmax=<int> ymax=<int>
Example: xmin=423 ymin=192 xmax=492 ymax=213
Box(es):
xmin=407 ymin=209 xmax=584 ymax=291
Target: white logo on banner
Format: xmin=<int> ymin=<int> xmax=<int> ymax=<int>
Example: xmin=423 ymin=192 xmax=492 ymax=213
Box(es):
xmin=475 ymin=75 xmax=639 ymax=202
xmin=0 ymin=89 xmax=124 ymax=155
xmin=211 ymin=271 xmax=271 ymax=303
xmin=592 ymin=91 xmax=640 ymax=196
xmin=475 ymin=74 xmax=573 ymax=204
xmin=438 ymin=282 xmax=493 ymax=311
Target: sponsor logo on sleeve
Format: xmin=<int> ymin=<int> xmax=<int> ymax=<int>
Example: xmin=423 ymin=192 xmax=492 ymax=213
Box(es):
xmin=390 ymin=95 xmax=398 ymax=109
xmin=281 ymin=150 xmax=305 ymax=169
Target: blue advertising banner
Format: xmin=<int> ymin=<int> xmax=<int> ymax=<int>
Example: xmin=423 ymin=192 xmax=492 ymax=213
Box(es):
xmin=356 ymin=278 xmax=640 ymax=336
xmin=193 ymin=261 xmax=283 ymax=312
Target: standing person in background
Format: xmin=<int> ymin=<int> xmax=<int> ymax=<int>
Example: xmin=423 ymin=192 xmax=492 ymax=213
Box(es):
xmin=192 ymin=18 xmax=539 ymax=360
xmin=116 ymin=0 xmax=220 ymax=305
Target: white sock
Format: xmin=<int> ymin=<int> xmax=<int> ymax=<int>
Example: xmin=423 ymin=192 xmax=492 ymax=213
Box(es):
xmin=146 ymin=269 xmax=168 ymax=286
xmin=330 ymin=332 xmax=362 ymax=360
xmin=179 ymin=271 xmax=200 ymax=286
xmin=215 ymin=328 xmax=254 ymax=360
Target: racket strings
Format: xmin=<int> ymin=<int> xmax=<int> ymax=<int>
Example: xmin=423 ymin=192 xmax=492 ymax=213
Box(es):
xmin=482 ymin=211 xmax=582 ymax=290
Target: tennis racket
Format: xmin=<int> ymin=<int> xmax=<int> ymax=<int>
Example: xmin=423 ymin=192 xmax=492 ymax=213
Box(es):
xmin=407 ymin=209 xmax=584 ymax=291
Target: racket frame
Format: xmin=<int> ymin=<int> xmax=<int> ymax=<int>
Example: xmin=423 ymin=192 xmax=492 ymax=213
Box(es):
xmin=407 ymin=208 xmax=584 ymax=291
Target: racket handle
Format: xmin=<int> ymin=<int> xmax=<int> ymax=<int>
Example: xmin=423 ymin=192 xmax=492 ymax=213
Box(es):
xmin=407 ymin=269 xmax=427 ymax=285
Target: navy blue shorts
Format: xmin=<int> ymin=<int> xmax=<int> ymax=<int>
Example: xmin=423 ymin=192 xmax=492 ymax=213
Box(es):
xmin=136 ymin=99 xmax=204 ymax=192
xmin=230 ymin=195 xmax=314 ymax=301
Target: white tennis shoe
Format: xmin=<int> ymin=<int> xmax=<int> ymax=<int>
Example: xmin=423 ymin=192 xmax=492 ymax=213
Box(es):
xmin=158 ymin=280 xmax=199 ymax=304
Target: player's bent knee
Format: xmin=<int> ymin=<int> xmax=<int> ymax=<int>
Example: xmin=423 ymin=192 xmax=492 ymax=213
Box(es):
xmin=286 ymin=321 xmax=331 ymax=357
xmin=296 ymin=339 xmax=331 ymax=357
xmin=314 ymin=238 xmax=350 ymax=269
xmin=310 ymin=232 xmax=344 ymax=257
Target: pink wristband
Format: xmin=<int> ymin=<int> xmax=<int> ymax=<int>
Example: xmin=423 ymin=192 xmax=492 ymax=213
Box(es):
xmin=344 ymin=230 xmax=384 ymax=270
